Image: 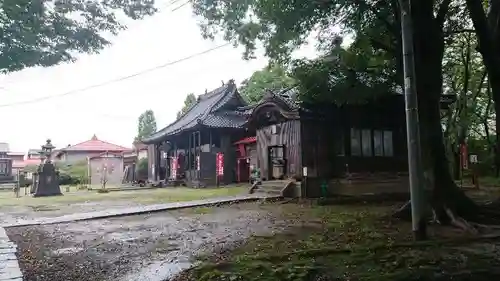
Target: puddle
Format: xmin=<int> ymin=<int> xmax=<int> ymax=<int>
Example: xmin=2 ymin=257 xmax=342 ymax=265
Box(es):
xmin=120 ymin=260 xmax=192 ymax=281
xmin=52 ymin=247 xmax=85 ymax=255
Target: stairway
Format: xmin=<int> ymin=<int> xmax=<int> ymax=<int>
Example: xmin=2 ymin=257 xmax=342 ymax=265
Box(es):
xmin=251 ymin=180 xmax=289 ymax=196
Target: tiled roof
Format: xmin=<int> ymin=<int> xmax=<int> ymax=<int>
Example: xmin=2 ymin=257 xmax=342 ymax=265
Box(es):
xmin=12 ymin=159 xmax=42 ymax=169
xmin=62 ymin=135 xmax=130 ymax=152
xmin=143 ymin=79 xmax=248 ymax=143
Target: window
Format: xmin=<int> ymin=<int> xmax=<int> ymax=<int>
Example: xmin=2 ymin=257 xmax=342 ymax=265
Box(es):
xmin=270 ymin=146 xmax=284 ymax=159
xmin=361 ymin=129 xmax=372 ymax=156
xmin=0 ymin=163 xmax=6 ymax=175
xmin=383 ymin=131 xmax=394 ymax=157
xmin=350 ymin=128 xmax=362 ymax=156
xmin=350 ymin=128 xmax=395 ymax=157
xmin=373 ymin=130 xmax=384 ymax=156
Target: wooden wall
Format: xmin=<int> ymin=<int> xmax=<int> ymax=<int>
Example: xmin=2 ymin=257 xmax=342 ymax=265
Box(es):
xmin=147 ymin=144 xmax=157 ymax=181
xmin=256 ymin=120 xmax=302 ymax=180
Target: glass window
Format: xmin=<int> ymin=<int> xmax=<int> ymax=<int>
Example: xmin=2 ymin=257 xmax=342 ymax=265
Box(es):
xmin=373 ymin=130 xmax=384 ymax=156
xmin=383 ymin=131 xmax=394 ymax=157
xmin=361 ymin=129 xmax=372 ymax=156
xmin=350 ymin=128 xmax=362 ymax=156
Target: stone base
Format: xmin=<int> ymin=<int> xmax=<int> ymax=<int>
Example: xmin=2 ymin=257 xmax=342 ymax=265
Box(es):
xmin=33 ymin=191 xmax=63 ymax=197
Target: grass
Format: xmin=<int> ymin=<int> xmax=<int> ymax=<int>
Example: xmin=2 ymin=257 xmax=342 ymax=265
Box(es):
xmin=0 ymin=184 xmax=248 ymax=207
xmin=180 ymin=202 xmax=500 ymax=281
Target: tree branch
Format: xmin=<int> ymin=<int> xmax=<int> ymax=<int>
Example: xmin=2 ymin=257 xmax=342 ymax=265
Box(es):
xmin=436 ymin=0 xmax=452 ymax=28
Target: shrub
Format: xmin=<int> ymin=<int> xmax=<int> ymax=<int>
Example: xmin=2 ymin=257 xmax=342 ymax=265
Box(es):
xmin=136 ymin=158 xmax=149 ymax=180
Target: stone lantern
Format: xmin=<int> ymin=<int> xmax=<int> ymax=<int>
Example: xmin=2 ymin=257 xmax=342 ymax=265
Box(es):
xmin=32 ymin=139 xmax=62 ymax=197
xmin=41 ymin=139 xmax=55 ymax=163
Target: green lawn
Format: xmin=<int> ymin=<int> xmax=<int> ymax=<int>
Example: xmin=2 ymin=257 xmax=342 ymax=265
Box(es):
xmin=0 ymin=184 xmax=249 ymax=207
xmin=180 ymin=202 xmax=500 ymax=281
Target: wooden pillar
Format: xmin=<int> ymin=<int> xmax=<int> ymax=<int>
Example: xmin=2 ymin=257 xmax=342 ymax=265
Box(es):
xmin=155 ymin=143 xmax=161 ymax=181
xmin=209 ymin=130 xmax=213 ymax=152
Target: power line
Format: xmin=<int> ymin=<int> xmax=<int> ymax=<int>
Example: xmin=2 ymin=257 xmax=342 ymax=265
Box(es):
xmin=0 ymin=42 xmax=231 ymax=108
xmin=171 ymin=1 xmax=191 ymax=12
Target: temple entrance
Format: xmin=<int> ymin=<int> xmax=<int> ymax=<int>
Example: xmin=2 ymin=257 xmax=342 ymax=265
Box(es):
xmin=268 ymin=145 xmax=286 ymax=180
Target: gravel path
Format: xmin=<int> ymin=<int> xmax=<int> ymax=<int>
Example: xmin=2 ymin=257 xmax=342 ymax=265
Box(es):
xmin=6 ymin=203 xmax=292 ymax=281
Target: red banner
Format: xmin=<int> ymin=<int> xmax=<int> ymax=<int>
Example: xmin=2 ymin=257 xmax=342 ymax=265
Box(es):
xmin=460 ymin=144 xmax=468 ymax=170
xmin=171 ymin=157 xmax=177 ymax=179
xmin=216 ymin=153 xmax=224 ymax=176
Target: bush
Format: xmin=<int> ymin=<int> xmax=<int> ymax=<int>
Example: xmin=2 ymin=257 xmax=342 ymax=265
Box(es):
xmin=136 ymin=158 xmax=148 ymax=180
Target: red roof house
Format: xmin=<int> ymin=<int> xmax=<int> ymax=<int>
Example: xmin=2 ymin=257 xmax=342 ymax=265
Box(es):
xmin=55 ymin=135 xmax=131 ymax=163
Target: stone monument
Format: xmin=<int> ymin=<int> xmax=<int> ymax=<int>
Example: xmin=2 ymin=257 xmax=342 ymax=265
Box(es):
xmin=33 ymin=139 xmax=62 ymax=197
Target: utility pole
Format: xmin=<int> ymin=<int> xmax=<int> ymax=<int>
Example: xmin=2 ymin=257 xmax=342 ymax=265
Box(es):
xmin=399 ymin=0 xmax=427 ymax=240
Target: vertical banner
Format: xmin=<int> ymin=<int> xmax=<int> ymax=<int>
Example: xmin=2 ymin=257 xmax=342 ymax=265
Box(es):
xmin=196 ymin=156 xmax=200 ymax=171
xmin=216 ymin=153 xmax=224 ymax=176
xmin=460 ymin=144 xmax=468 ymax=170
xmin=171 ymin=157 xmax=177 ymax=179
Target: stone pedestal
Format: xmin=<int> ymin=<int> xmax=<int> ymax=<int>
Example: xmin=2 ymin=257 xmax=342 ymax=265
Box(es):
xmin=33 ymin=163 xmax=62 ymax=197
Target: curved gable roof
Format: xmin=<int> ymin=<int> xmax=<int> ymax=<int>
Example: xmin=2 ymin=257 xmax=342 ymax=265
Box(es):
xmin=143 ymin=79 xmax=247 ymax=143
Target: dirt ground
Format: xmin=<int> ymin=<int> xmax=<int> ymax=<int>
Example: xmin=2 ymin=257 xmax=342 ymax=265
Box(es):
xmin=6 ymin=202 xmax=297 ymax=281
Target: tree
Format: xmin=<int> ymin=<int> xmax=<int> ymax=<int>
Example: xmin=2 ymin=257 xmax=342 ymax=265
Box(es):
xmin=239 ymin=64 xmax=296 ymax=104
xmin=191 ymin=0 xmax=487 ymax=226
xmin=136 ymin=110 xmax=157 ymax=141
xmin=177 ymin=93 xmax=197 ymax=119
xmin=465 ymin=0 xmax=500 ymax=175
xmin=1 ymin=0 xmax=156 ymax=73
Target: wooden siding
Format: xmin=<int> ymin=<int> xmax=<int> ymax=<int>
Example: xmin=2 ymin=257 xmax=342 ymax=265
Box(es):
xmin=256 ymin=120 xmax=302 ymax=180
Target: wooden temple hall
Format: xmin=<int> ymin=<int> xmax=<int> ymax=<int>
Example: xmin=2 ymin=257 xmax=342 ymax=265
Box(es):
xmin=143 ymin=78 xmax=413 ymax=195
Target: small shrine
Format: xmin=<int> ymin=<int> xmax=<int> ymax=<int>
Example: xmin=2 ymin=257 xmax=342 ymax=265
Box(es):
xmin=32 ymin=139 xmax=62 ymax=197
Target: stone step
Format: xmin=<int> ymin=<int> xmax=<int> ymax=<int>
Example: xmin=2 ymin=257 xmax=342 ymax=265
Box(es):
xmin=253 ymin=187 xmax=282 ymax=195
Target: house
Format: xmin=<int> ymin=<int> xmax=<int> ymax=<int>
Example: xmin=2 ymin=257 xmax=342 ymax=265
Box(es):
xmin=142 ymin=79 xmax=250 ymax=187
xmin=0 ymin=143 xmax=14 ymax=183
xmin=54 ymin=135 xmax=131 ymax=163
xmin=240 ymin=88 xmax=411 ymax=197
xmin=27 ymin=149 xmax=43 ymax=159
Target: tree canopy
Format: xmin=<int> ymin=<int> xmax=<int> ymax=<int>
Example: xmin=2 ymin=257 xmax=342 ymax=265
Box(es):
xmin=177 ymin=93 xmax=197 ymax=119
xmin=1 ymin=0 xmax=156 ymax=73
xmin=239 ymin=65 xmax=296 ymax=104
xmin=136 ymin=109 xmax=157 ymax=141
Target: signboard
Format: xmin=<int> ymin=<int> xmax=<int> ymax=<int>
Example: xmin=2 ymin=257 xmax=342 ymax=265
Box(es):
xmin=460 ymin=144 xmax=468 ymax=170
xmin=196 ymin=156 xmax=200 ymax=171
xmin=303 ymin=167 xmax=308 ymax=177
xmin=216 ymin=153 xmax=224 ymax=176
xmin=469 ymin=154 xmax=478 ymax=164
xmin=171 ymin=158 xmax=177 ymax=179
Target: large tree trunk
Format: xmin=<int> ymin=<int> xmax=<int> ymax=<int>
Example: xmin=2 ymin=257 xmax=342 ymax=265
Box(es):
xmin=394 ymin=0 xmax=478 ymax=224
xmin=466 ymin=0 xmax=500 ymax=177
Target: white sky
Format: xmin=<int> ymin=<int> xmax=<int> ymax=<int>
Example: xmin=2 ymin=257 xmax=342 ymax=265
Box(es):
xmin=0 ymin=2 xmax=318 ymax=152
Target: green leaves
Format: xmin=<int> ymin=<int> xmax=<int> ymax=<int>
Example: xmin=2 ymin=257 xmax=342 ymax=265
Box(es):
xmin=0 ymin=0 xmax=157 ymax=73
xmin=137 ymin=109 xmax=157 ymax=141
xmin=239 ymin=64 xmax=296 ymax=104
xmin=177 ymin=93 xmax=197 ymax=119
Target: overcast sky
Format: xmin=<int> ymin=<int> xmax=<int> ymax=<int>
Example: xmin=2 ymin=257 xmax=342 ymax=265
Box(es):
xmin=0 ymin=1 xmax=317 ymax=153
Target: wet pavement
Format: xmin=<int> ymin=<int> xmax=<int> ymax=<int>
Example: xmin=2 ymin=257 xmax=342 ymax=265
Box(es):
xmin=0 ymin=194 xmax=279 ymax=228
xmin=6 ymin=202 xmax=296 ymax=281
xmin=0 ymin=227 xmax=22 ymax=281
